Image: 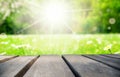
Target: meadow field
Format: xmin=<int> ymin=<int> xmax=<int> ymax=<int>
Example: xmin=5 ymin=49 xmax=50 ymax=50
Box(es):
xmin=0 ymin=34 xmax=120 ymax=55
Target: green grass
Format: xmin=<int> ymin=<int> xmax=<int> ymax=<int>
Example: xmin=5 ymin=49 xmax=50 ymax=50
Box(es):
xmin=0 ymin=34 xmax=120 ymax=55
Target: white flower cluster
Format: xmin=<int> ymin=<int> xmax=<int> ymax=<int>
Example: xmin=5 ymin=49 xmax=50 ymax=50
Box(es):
xmin=104 ymin=44 xmax=112 ymax=50
xmin=11 ymin=44 xmax=31 ymax=49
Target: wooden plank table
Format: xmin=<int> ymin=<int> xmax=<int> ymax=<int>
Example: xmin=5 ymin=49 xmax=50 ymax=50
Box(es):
xmin=0 ymin=55 xmax=120 ymax=77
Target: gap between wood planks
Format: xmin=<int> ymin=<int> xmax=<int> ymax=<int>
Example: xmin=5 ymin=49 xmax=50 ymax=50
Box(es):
xmin=0 ymin=55 xmax=119 ymax=77
xmin=100 ymin=55 xmax=120 ymax=59
xmin=83 ymin=55 xmax=120 ymax=71
xmin=15 ymin=56 xmax=40 ymax=77
xmin=0 ymin=56 xmax=18 ymax=63
xmin=15 ymin=55 xmax=79 ymax=77
xmin=62 ymin=55 xmax=81 ymax=77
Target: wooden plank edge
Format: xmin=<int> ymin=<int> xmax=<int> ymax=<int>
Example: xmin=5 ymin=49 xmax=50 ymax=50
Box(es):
xmin=101 ymin=55 xmax=120 ymax=59
xmin=0 ymin=56 xmax=18 ymax=63
xmin=62 ymin=55 xmax=81 ymax=77
xmin=15 ymin=56 xmax=40 ymax=77
xmin=82 ymin=55 xmax=120 ymax=71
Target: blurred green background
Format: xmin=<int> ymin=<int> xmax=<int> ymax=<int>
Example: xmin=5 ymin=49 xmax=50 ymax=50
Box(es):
xmin=0 ymin=0 xmax=120 ymax=55
xmin=0 ymin=0 xmax=120 ymax=34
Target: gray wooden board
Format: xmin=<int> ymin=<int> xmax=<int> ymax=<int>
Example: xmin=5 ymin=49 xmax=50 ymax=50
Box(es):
xmin=0 ymin=56 xmax=13 ymax=60
xmin=64 ymin=55 xmax=120 ymax=77
xmin=0 ymin=56 xmax=35 ymax=77
xmin=84 ymin=55 xmax=120 ymax=70
xmin=24 ymin=55 xmax=75 ymax=77
xmin=102 ymin=54 xmax=120 ymax=58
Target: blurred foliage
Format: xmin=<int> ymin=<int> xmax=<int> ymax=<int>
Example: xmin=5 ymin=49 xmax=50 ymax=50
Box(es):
xmin=82 ymin=0 xmax=120 ymax=33
xmin=0 ymin=0 xmax=120 ymax=34
xmin=0 ymin=0 xmax=29 ymax=34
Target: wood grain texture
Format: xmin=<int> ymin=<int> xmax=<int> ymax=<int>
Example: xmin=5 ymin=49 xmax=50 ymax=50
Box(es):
xmin=0 ymin=56 xmax=12 ymax=60
xmin=84 ymin=55 xmax=120 ymax=70
xmin=102 ymin=54 xmax=120 ymax=59
xmin=64 ymin=55 xmax=120 ymax=77
xmin=0 ymin=56 xmax=17 ymax=63
xmin=24 ymin=55 xmax=75 ymax=77
xmin=0 ymin=56 xmax=35 ymax=77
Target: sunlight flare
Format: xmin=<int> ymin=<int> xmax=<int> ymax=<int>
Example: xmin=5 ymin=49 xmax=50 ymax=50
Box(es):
xmin=41 ymin=1 xmax=71 ymax=25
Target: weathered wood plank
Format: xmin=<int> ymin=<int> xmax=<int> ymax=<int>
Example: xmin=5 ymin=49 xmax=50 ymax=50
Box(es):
xmin=0 ymin=56 xmax=17 ymax=63
xmin=24 ymin=55 xmax=75 ymax=77
xmin=0 ymin=56 xmax=35 ymax=77
xmin=84 ymin=55 xmax=120 ymax=70
xmin=102 ymin=54 xmax=120 ymax=59
xmin=64 ymin=55 xmax=120 ymax=77
xmin=0 ymin=56 xmax=11 ymax=60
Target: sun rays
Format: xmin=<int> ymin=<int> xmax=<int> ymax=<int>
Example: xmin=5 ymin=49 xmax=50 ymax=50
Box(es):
xmin=18 ymin=0 xmax=77 ymax=34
